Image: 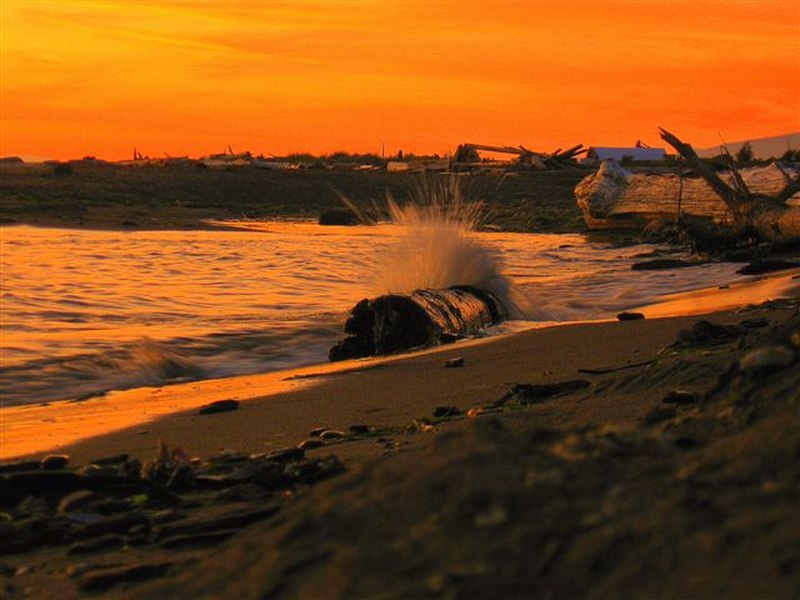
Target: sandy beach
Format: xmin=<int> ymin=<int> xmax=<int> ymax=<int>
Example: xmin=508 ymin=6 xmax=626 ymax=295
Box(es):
xmin=2 ymin=284 xmax=798 ymax=598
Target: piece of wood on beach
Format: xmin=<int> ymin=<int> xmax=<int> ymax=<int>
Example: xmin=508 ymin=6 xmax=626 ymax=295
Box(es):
xmin=329 ymin=286 xmax=506 ymax=361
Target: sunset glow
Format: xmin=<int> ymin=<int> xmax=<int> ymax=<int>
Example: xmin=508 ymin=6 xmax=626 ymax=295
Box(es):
xmin=2 ymin=0 xmax=798 ymax=160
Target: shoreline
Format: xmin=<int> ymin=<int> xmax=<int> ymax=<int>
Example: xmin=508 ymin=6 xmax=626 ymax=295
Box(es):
xmin=1 ymin=295 xmax=798 ymax=598
xmin=2 ymin=269 xmax=797 ymax=463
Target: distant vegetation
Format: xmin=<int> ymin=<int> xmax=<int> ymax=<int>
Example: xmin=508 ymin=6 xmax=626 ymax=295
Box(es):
xmin=0 ymin=163 xmax=586 ymax=233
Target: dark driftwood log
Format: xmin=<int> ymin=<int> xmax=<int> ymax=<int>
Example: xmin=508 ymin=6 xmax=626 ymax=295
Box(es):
xmin=329 ymin=286 xmax=505 ymax=361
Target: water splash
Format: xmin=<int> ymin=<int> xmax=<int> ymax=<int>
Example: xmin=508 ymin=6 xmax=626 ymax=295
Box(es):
xmin=372 ymin=177 xmax=528 ymax=318
xmin=126 ymin=339 xmax=205 ymax=385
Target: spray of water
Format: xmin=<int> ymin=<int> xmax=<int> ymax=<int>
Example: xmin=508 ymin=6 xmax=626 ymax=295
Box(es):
xmin=373 ymin=176 xmax=528 ymax=318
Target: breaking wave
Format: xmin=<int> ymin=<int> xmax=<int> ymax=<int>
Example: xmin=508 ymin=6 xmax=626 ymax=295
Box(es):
xmin=372 ymin=177 xmax=528 ymax=318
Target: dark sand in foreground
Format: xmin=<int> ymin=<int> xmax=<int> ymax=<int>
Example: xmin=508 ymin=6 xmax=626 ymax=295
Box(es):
xmin=2 ymin=297 xmax=799 ymax=598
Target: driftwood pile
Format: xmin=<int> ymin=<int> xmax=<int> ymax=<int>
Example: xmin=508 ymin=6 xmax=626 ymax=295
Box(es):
xmin=456 ymin=143 xmax=586 ymax=171
xmin=575 ymin=129 xmax=800 ymax=245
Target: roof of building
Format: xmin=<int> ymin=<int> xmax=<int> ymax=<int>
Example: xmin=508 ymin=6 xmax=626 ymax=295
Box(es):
xmin=587 ymin=147 xmax=666 ymax=161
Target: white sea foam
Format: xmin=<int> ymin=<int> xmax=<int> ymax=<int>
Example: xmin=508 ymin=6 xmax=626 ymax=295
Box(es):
xmin=372 ymin=177 xmax=529 ymax=318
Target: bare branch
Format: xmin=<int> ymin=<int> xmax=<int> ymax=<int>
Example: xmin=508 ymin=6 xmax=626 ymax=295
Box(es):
xmin=659 ymin=127 xmax=742 ymax=210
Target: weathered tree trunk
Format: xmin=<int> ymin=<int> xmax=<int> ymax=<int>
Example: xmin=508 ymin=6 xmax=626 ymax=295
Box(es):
xmin=329 ymin=286 xmax=505 ymax=361
xmin=658 ymin=128 xmax=800 ymax=244
xmin=575 ymin=159 xmax=799 ymax=233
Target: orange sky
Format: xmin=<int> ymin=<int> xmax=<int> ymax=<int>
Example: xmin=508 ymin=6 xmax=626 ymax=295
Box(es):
xmin=1 ymin=0 xmax=798 ymax=160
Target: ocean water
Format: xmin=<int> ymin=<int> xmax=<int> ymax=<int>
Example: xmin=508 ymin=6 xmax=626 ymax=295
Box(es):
xmin=0 ymin=221 xmax=762 ymax=406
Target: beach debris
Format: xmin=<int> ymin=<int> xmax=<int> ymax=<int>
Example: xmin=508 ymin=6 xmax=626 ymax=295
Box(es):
xmin=445 ymin=356 xmax=465 ymax=368
xmin=89 ymin=453 xmax=130 ymax=467
xmin=57 ymin=491 xmax=96 ymax=514
xmin=740 ymin=317 xmax=769 ymax=329
xmin=348 ymin=424 xmax=371 ymax=435
xmin=675 ymin=320 xmax=744 ymax=346
xmin=78 ymin=562 xmax=176 ymax=593
xmin=319 ymin=429 xmax=347 ymax=440
xmin=298 ymin=439 xmax=326 ymax=450
xmin=329 ymin=286 xmax=505 ymax=361
xmin=432 ymin=406 xmax=464 ymax=418
xmin=616 ymin=312 xmax=645 ymax=321
xmin=662 ymin=390 xmax=698 ymax=405
xmin=576 ymin=129 xmax=800 ymax=245
xmin=736 ymin=259 xmax=800 ymax=275
xmin=495 ymin=380 xmax=590 ymax=407
xmin=197 ymin=399 xmax=239 ymax=415
xmin=40 ymin=455 xmax=70 ymax=470
xmin=266 ymin=447 xmax=306 ymax=462
xmin=643 ymin=405 xmax=678 ymax=426
xmin=309 ymin=427 xmax=328 ymax=437
xmin=739 ymin=345 xmax=795 ymax=375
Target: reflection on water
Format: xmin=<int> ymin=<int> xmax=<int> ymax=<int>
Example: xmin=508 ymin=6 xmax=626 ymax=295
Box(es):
xmin=0 ymin=223 xmax=791 ymax=405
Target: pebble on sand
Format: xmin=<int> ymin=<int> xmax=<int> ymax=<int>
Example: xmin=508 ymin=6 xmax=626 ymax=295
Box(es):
xmin=197 ymin=399 xmax=240 ymax=415
xmin=616 ymin=312 xmax=645 ymax=321
xmin=41 ymin=455 xmax=70 ymax=470
xmin=298 ymin=439 xmax=326 ymax=450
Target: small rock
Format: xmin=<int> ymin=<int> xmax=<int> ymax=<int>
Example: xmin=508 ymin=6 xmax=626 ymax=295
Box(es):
xmin=736 ymin=259 xmax=800 ymax=275
xmin=40 ymin=454 xmax=70 ymax=470
xmin=298 ymin=439 xmax=325 ymax=450
xmin=198 ymin=399 xmax=239 ymax=415
xmin=662 ymin=390 xmax=698 ymax=405
xmin=319 ymin=430 xmax=346 ymax=440
xmin=445 ymin=357 xmax=465 ymax=368
xmin=676 ymin=320 xmax=744 ymax=345
xmin=497 ymin=380 xmax=591 ymax=406
xmin=467 ymin=407 xmax=486 ymax=418
xmin=644 ymin=405 xmax=677 ymax=426
xmin=78 ymin=464 xmax=118 ymax=477
xmin=433 ymin=406 xmax=463 ymax=418
xmin=347 ymin=424 xmax=371 ymax=435
xmin=309 ymin=427 xmax=328 ymax=437
xmin=266 ymin=447 xmax=305 ymax=463
xmin=739 ymin=345 xmax=795 ymax=375
xmin=740 ymin=317 xmax=769 ymax=329
xmin=284 ymin=455 xmax=344 ymax=484
xmin=616 ymin=312 xmax=645 ymax=321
